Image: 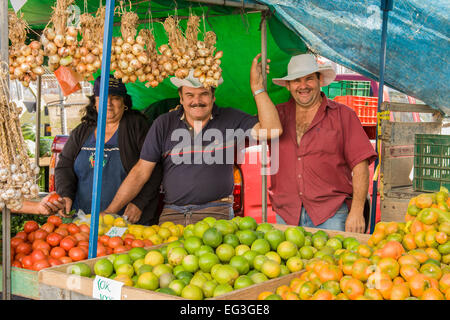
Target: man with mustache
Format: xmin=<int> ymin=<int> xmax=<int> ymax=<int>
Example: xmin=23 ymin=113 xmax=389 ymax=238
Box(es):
xmin=102 ymin=54 xmax=283 ymax=225
xmin=259 ymin=54 xmax=377 ymax=233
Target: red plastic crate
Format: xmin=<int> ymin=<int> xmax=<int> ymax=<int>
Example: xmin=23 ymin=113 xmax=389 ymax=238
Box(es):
xmin=333 ymin=95 xmax=378 ymax=125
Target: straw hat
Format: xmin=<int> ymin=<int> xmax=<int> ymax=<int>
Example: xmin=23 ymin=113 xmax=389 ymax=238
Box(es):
xmin=272 ymin=54 xmax=336 ymax=87
xmin=170 ymin=69 xmax=224 ymax=88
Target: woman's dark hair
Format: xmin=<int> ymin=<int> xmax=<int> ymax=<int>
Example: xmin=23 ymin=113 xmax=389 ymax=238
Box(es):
xmin=81 ymin=94 xmax=134 ymax=126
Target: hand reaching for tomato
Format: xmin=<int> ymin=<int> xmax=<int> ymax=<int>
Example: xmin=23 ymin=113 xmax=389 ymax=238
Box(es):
xmin=38 ymin=192 xmax=68 ymax=216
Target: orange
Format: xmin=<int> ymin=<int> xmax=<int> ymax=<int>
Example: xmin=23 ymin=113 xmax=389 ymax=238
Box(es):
xmin=351 ymin=258 xmax=373 ymax=281
xmin=364 ymin=288 xmax=383 ymax=300
xmin=402 ymin=234 xmax=417 ymax=251
xmin=283 ymin=292 xmax=300 ymax=300
xmin=257 ymin=291 xmax=273 ymax=300
xmin=421 ymin=287 xmax=444 ymax=300
xmin=290 ymin=279 xmax=306 ymax=295
xmin=398 ymin=254 xmax=420 ymax=269
xmin=400 ymin=265 xmax=419 ymax=282
xmin=439 ymin=273 xmax=450 ymax=292
xmin=275 ymin=285 xmax=291 ymax=297
xmin=377 ymin=257 xmax=400 ymax=279
xmin=341 ymin=278 xmax=364 ymax=300
xmin=410 ymin=220 xmax=424 ymax=234
xmin=335 ymin=293 xmax=349 ymax=300
xmin=393 ymin=276 xmax=405 ymax=285
xmin=298 ymin=281 xmax=317 ymax=300
xmin=310 ymin=289 xmax=334 ymax=300
xmin=408 ymin=273 xmax=437 ymax=297
xmin=390 ymin=283 xmax=410 ymax=300
xmin=435 ymin=232 xmax=448 ymax=245
xmin=357 ymin=244 xmax=373 ymax=258
xmin=385 ymin=222 xmax=399 ymax=235
xmin=415 ymin=194 xmax=433 ymax=209
xmin=317 ymin=264 xmax=343 ymax=283
xmin=425 ymin=247 xmax=441 ymax=261
xmin=369 ymin=230 xmax=385 ymax=246
xmin=409 ymin=249 xmax=429 ymax=264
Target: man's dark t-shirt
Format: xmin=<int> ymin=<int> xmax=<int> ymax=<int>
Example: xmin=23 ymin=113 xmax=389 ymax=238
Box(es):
xmin=140 ymin=104 xmax=258 ymax=206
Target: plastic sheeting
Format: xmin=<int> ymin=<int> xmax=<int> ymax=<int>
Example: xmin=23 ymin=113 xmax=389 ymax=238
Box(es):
xmin=259 ymin=0 xmax=450 ymax=114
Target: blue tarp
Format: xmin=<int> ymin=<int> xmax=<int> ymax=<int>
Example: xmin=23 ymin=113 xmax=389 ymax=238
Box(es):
xmin=257 ymin=0 xmax=449 ymax=114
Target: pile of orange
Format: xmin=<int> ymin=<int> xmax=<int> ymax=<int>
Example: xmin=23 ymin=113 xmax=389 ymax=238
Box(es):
xmin=257 ymin=188 xmax=450 ymax=300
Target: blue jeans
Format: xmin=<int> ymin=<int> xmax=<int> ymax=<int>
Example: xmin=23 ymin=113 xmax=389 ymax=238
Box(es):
xmin=276 ymin=203 xmax=348 ymax=231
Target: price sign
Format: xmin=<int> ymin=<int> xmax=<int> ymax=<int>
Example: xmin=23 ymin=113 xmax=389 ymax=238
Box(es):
xmin=92 ymin=275 xmax=124 ymax=300
xmin=106 ymin=227 xmax=127 ymax=237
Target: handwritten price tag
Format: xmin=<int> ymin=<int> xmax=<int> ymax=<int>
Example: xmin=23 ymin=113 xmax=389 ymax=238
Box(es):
xmin=92 ymin=275 xmax=124 ymax=300
xmin=106 ymin=227 xmax=127 ymax=237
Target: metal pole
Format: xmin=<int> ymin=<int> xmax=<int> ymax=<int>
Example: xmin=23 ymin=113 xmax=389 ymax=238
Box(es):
xmin=88 ymin=0 xmax=115 ymax=259
xmin=1 ymin=0 xmax=11 ymax=300
xmin=187 ymin=0 xmax=268 ymax=11
xmin=261 ymin=12 xmax=268 ymax=223
xmin=35 ymin=76 xmax=42 ymax=169
xmin=370 ymin=0 xmax=393 ymax=233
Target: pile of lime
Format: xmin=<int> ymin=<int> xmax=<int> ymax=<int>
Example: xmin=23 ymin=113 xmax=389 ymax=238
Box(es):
xmin=69 ymin=216 xmax=360 ymax=300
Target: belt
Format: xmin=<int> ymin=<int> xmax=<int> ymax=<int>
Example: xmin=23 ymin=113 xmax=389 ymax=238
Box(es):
xmin=163 ymin=195 xmax=233 ymax=225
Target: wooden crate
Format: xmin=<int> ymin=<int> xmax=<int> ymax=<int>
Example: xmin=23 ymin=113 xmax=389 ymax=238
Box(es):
xmin=38 ymin=226 xmax=370 ymax=300
xmin=0 ymin=267 xmax=40 ymax=299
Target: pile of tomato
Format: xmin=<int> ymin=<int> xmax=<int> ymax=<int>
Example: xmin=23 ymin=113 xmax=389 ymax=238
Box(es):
xmin=10 ymin=216 xmax=150 ymax=271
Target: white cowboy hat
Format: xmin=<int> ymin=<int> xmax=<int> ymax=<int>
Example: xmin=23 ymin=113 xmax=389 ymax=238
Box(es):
xmin=170 ymin=69 xmax=224 ymax=88
xmin=272 ymin=54 xmax=336 ymax=87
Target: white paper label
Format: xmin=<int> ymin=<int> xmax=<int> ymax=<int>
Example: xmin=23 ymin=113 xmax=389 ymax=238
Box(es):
xmin=10 ymin=0 xmax=27 ymax=12
xmin=92 ymin=275 xmax=124 ymax=300
xmin=106 ymin=227 xmax=127 ymax=237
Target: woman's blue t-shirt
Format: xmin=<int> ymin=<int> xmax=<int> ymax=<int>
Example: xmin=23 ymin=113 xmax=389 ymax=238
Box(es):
xmin=73 ymin=130 xmax=127 ymax=215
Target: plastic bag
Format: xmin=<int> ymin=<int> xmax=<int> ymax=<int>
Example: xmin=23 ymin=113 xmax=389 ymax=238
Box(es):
xmin=54 ymin=65 xmax=82 ymax=96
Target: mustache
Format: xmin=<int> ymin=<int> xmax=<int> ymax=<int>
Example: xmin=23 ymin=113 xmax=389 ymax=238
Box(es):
xmin=189 ymin=103 xmax=207 ymax=108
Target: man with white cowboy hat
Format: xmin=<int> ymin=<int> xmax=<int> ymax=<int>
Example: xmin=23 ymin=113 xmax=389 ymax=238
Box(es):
xmin=102 ymin=55 xmax=282 ymax=225
xmin=252 ymin=53 xmax=377 ymax=233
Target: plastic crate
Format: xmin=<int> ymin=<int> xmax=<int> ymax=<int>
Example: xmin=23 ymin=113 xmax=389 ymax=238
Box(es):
xmin=322 ymin=80 xmax=371 ymax=99
xmin=333 ymin=95 xmax=378 ymax=125
xmin=413 ymin=134 xmax=450 ymax=192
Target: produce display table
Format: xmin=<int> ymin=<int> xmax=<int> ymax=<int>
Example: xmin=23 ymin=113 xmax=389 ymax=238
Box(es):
xmin=0 ymin=267 xmax=40 ymax=299
xmin=37 ymin=225 xmax=370 ymax=300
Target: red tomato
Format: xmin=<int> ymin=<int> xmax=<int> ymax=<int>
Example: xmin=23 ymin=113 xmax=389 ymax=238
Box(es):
xmin=48 ymin=257 xmax=63 ymax=267
xmin=15 ymin=242 xmax=32 ymax=255
xmin=33 ymin=259 xmax=50 ymax=271
xmin=59 ymin=256 xmax=72 ymax=264
xmin=67 ymin=223 xmax=80 ymax=235
xmin=47 ymin=193 xmax=61 ymax=203
xmin=15 ymin=231 xmax=28 ymax=241
xmin=41 ymin=222 xmax=55 ymax=233
xmin=124 ymin=237 xmax=134 ymax=246
xmin=108 ymin=236 xmax=123 ymax=249
xmin=23 ymin=221 xmax=39 ymax=234
xmin=74 ymin=232 xmax=86 ymax=242
xmin=34 ymin=240 xmax=51 ymax=254
xmin=68 ymin=247 xmax=87 ymax=262
xmin=97 ymin=245 xmax=107 ymax=257
xmin=34 ymin=229 xmax=49 ymax=241
xmin=99 ymin=235 xmax=110 ymax=245
xmin=54 ymin=227 xmax=69 ymax=237
xmin=31 ymin=249 xmax=47 ymax=263
xmin=143 ymin=239 xmax=153 ymax=247
xmin=15 ymin=253 xmax=26 ymax=262
xmin=60 ymin=236 xmax=77 ymax=252
xmin=114 ymin=245 xmax=128 ymax=254
xmin=12 ymin=260 xmax=22 ymax=268
xmin=10 ymin=237 xmax=24 ymax=249
xmin=79 ymin=224 xmax=90 ymax=234
xmin=105 ymin=247 xmax=113 ymax=255
xmin=131 ymin=239 xmax=145 ymax=248
xmin=47 ymin=215 xmax=62 ymax=227
xmin=50 ymin=246 xmax=66 ymax=259
xmin=32 ymin=239 xmax=47 ymax=250
xmin=59 ymin=223 xmax=69 ymax=230
xmin=21 ymin=255 xmax=34 ymax=269
xmin=46 ymin=232 xmax=63 ymax=247
xmin=77 ymin=240 xmax=89 ymax=248
xmin=78 ymin=245 xmax=89 ymax=257
xmin=27 ymin=231 xmax=35 ymax=243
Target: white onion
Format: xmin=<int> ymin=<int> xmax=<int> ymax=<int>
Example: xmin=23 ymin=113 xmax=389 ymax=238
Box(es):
xmin=125 ymin=36 xmax=135 ymax=45
xmin=85 ymin=53 xmax=96 ymax=64
xmin=136 ymin=35 xmax=145 ymax=45
xmin=118 ymin=60 xmax=128 ymax=70
xmin=30 ymin=41 xmax=41 ymax=50
xmin=116 ymin=37 xmax=124 ymax=46
xmin=32 ymin=66 xmax=44 ymax=75
xmin=122 ymin=42 xmax=132 ymax=53
xmin=76 ymin=63 xmax=86 ymax=74
xmin=20 ymin=63 xmax=31 ymax=73
xmin=54 ymin=34 xmax=65 ymax=47
xmin=93 ymin=59 xmax=102 ymax=69
xmin=67 ymin=26 xmax=78 ymax=37
xmin=21 ymin=45 xmax=32 ymax=56
xmin=86 ymin=63 xmax=96 ymax=72
xmin=132 ymin=43 xmax=144 ymax=56
xmin=129 ymin=74 xmax=137 ymax=83
xmin=91 ymin=46 xmax=100 ymax=56
xmin=65 ymin=35 xmax=76 ymax=46
xmin=45 ymin=42 xmax=58 ymax=55
xmin=14 ymin=67 xmax=24 ymax=78
xmin=137 ymin=53 xmax=148 ymax=64
xmin=44 ymin=28 xmax=56 ymax=40
xmin=49 ymin=54 xmax=60 ymax=64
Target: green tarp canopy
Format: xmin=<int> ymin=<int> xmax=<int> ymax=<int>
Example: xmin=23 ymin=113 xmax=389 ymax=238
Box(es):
xmin=8 ymin=0 xmax=308 ymax=114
